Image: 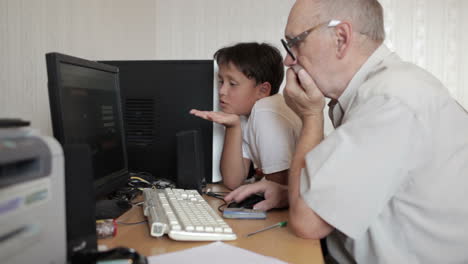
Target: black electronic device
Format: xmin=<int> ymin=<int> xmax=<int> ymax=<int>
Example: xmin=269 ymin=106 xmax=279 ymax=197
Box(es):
xmin=62 ymin=145 xmax=97 ymax=263
xmin=46 ymin=53 xmax=131 ymax=262
xmin=0 ymin=118 xmax=30 ymax=128
xmin=72 ymin=247 xmax=148 ymax=264
xmin=227 ymin=194 xmax=265 ymax=209
xmin=176 ymin=129 xmax=206 ymax=192
xmin=99 ymin=60 xmax=214 ymax=185
xmin=46 ymin=52 xmax=129 ymax=197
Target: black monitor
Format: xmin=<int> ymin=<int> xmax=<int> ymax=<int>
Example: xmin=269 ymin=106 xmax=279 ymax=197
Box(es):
xmin=46 ymin=53 xmax=129 ymax=197
xmin=99 ymin=60 xmax=216 ymax=184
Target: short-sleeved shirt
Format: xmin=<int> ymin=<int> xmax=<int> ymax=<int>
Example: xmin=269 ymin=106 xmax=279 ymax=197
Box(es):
xmin=242 ymin=94 xmax=302 ymax=174
xmin=300 ymin=45 xmax=468 ymax=263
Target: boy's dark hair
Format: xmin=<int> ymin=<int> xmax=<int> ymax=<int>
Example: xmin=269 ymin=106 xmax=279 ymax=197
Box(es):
xmin=214 ymin=42 xmax=284 ymax=95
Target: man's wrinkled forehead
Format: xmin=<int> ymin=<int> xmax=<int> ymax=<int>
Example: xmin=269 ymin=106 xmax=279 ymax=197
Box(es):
xmin=285 ymin=0 xmax=320 ymax=38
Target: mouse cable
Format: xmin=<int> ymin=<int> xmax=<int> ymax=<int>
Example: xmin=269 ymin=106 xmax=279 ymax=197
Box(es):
xmin=217 ymin=202 xmax=227 ymax=213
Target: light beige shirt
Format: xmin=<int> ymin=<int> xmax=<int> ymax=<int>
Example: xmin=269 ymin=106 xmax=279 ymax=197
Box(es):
xmin=300 ymin=44 xmax=468 ymax=263
xmin=242 ymin=94 xmax=302 ymax=174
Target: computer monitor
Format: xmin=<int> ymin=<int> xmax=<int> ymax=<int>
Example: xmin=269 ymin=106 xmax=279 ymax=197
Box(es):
xmin=46 ymin=52 xmax=129 ymax=197
xmin=99 ymin=60 xmax=221 ymax=184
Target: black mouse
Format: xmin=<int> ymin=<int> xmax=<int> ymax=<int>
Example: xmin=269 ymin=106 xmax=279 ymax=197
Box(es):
xmin=227 ymin=194 xmax=265 ymax=209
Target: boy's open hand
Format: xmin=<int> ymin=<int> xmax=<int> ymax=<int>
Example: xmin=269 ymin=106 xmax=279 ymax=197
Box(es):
xmin=190 ymin=109 xmax=240 ymax=128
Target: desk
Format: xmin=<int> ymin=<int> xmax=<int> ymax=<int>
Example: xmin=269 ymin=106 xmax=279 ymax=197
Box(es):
xmin=99 ymin=185 xmax=324 ymax=264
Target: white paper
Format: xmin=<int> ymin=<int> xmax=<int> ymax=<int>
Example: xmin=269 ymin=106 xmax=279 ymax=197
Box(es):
xmin=148 ymin=241 xmax=287 ymax=264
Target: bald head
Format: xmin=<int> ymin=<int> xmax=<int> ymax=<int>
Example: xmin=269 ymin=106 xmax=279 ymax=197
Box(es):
xmin=288 ymin=0 xmax=385 ymax=43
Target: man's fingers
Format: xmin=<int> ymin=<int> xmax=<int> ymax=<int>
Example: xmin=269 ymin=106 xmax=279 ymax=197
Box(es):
xmin=285 ymin=68 xmax=299 ymax=90
xmin=296 ymin=55 xmax=319 ymax=93
xmin=285 ymin=68 xmax=302 ymax=97
xmin=297 ymin=69 xmax=316 ymax=93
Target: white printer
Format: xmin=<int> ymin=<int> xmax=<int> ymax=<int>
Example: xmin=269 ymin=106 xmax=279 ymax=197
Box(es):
xmin=0 ymin=127 xmax=67 ymax=264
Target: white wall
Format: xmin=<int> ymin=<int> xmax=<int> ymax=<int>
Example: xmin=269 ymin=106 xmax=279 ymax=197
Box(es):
xmin=1 ymin=0 xmax=467 ymax=136
xmin=380 ymin=0 xmax=468 ymax=108
xmin=0 ymin=0 xmax=295 ymax=135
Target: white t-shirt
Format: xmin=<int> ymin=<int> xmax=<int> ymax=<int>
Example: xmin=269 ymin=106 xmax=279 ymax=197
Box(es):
xmin=300 ymin=45 xmax=468 ymax=263
xmin=241 ymin=94 xmax=302 ymax=174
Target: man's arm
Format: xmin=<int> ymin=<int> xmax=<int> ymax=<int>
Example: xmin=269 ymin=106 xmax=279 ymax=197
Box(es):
xmin=283 ymin=68 xmax=334 ymax=239
xmin=288 ymin=115 xmax=333 ymax=239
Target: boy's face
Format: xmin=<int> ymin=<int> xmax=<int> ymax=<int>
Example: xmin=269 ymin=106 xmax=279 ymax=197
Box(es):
xmin=217 ymin=62 xmax=263 ymax=116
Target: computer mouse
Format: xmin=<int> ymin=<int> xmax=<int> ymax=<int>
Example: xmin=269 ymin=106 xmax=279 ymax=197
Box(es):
xmin=227 ymin=194 xmax=265 ymax=209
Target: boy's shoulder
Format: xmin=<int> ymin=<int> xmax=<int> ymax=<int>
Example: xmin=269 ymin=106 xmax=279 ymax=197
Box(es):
xmin=254 ymin=94 xmax=285 ymax=110
xmin=252 ymin=94 xmax=299 ymax=120
xmin=249 ymin=94 xmax=301 ymax=129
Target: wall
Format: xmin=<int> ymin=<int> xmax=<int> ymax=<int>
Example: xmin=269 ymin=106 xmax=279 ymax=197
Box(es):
xmin=0 ymin=0 xmax=295 ymax=135
xmin=380 ymin=0 xmax=468 ymax=108
xmin=1 ymin=0 xmax=467 ymax=136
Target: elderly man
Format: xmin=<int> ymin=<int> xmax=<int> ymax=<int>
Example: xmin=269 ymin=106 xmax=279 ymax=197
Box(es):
xmin=225 ymin=0 xmax=468 ymax=263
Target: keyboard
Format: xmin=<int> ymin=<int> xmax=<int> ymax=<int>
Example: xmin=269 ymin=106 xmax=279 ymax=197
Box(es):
xmin=142 ymin=188 xmax=237 ymax=241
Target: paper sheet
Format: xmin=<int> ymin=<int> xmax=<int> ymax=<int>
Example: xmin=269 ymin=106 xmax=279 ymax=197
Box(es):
xmin=148 ymin=241 xmax=287 ymax=264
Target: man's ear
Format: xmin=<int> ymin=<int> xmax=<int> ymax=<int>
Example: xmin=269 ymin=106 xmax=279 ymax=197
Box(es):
xmin=257 ymin=82 xmax=272 ymax=98
xmin=334 ymin=22 xmax=353 ymax=59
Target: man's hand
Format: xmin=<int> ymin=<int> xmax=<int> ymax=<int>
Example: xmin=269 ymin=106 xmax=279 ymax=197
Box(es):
xmin=224 ymin=179 xmax=288 ymax=211
xmin=283 ymin=64 xmax=325 ymax=120
xmin=189 ymin=109 xmax=240 ymax=128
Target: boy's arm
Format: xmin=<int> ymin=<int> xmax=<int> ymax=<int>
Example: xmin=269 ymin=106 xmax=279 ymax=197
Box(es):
xmin=220 ymin=123 xmax=250 ymax=190
xmin=189 ymin=109 xmax=249 ymax=189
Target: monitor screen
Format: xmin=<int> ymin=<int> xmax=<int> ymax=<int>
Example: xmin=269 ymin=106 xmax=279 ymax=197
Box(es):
xmin=46 ymin=53 xmax=128 ymax=196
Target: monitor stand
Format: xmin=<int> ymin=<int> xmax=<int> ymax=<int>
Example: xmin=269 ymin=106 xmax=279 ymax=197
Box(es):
xmin=95 ymin=199 xmax=132 ymax=220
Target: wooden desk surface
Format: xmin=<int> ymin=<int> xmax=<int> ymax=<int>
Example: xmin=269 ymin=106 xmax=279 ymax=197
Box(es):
xmin=99 ymin=185 xmax=323 ymax=264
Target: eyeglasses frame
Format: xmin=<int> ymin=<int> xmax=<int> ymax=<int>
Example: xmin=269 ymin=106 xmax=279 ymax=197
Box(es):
xmin=281 ymin=19 xmax=341 ymax=61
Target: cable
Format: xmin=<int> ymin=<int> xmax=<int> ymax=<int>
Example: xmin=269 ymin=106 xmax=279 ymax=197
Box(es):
xmin=116 ymin=219 xmax=147 ymax=226
xmin=218 ymin=201 xmax=227 ymax=213
xmin=128 ymin=171 xmax=176 ymax=190
xmin=203 ymin=190 xmax=229 ymax=212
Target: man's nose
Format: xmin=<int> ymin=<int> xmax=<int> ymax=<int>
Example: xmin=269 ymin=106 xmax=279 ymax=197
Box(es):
xmin=283 ymin=54 xmax=296 ymax=67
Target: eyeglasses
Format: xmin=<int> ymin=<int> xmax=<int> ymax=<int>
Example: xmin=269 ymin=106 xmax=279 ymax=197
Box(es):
xmin=281 ymin=20 xmax=341 ymax=61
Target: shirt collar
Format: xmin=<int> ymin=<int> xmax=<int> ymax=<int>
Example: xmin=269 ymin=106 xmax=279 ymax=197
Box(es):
xmin=337 ymin=44 xmax=393 ymax=113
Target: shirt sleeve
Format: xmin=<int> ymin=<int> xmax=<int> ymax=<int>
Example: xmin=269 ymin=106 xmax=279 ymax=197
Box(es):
xmin=249 ymin=110 xmax=297 ymax=174
xmin=240 ymin=117 xmax=252 ymax=160
xmin=242 ymin=140 xmax=252 ymax=160
xmin=300 ymin=95 xmax=425 ymax=239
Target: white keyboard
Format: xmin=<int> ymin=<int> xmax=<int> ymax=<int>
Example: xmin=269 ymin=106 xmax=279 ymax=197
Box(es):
xmin=142 ymin=188 xmax=237 ymax=241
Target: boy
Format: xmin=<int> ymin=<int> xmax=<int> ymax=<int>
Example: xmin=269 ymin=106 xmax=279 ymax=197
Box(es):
xmin=190 ymin=42 xmax=301 ymax=190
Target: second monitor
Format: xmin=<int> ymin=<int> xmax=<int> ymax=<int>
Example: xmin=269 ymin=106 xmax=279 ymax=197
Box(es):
xmin=101 ymin=60 xmax=221 ymax=184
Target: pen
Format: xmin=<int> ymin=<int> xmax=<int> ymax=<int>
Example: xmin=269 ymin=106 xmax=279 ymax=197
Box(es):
xmin=246 ymin=221 xmax=288 ymax=237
